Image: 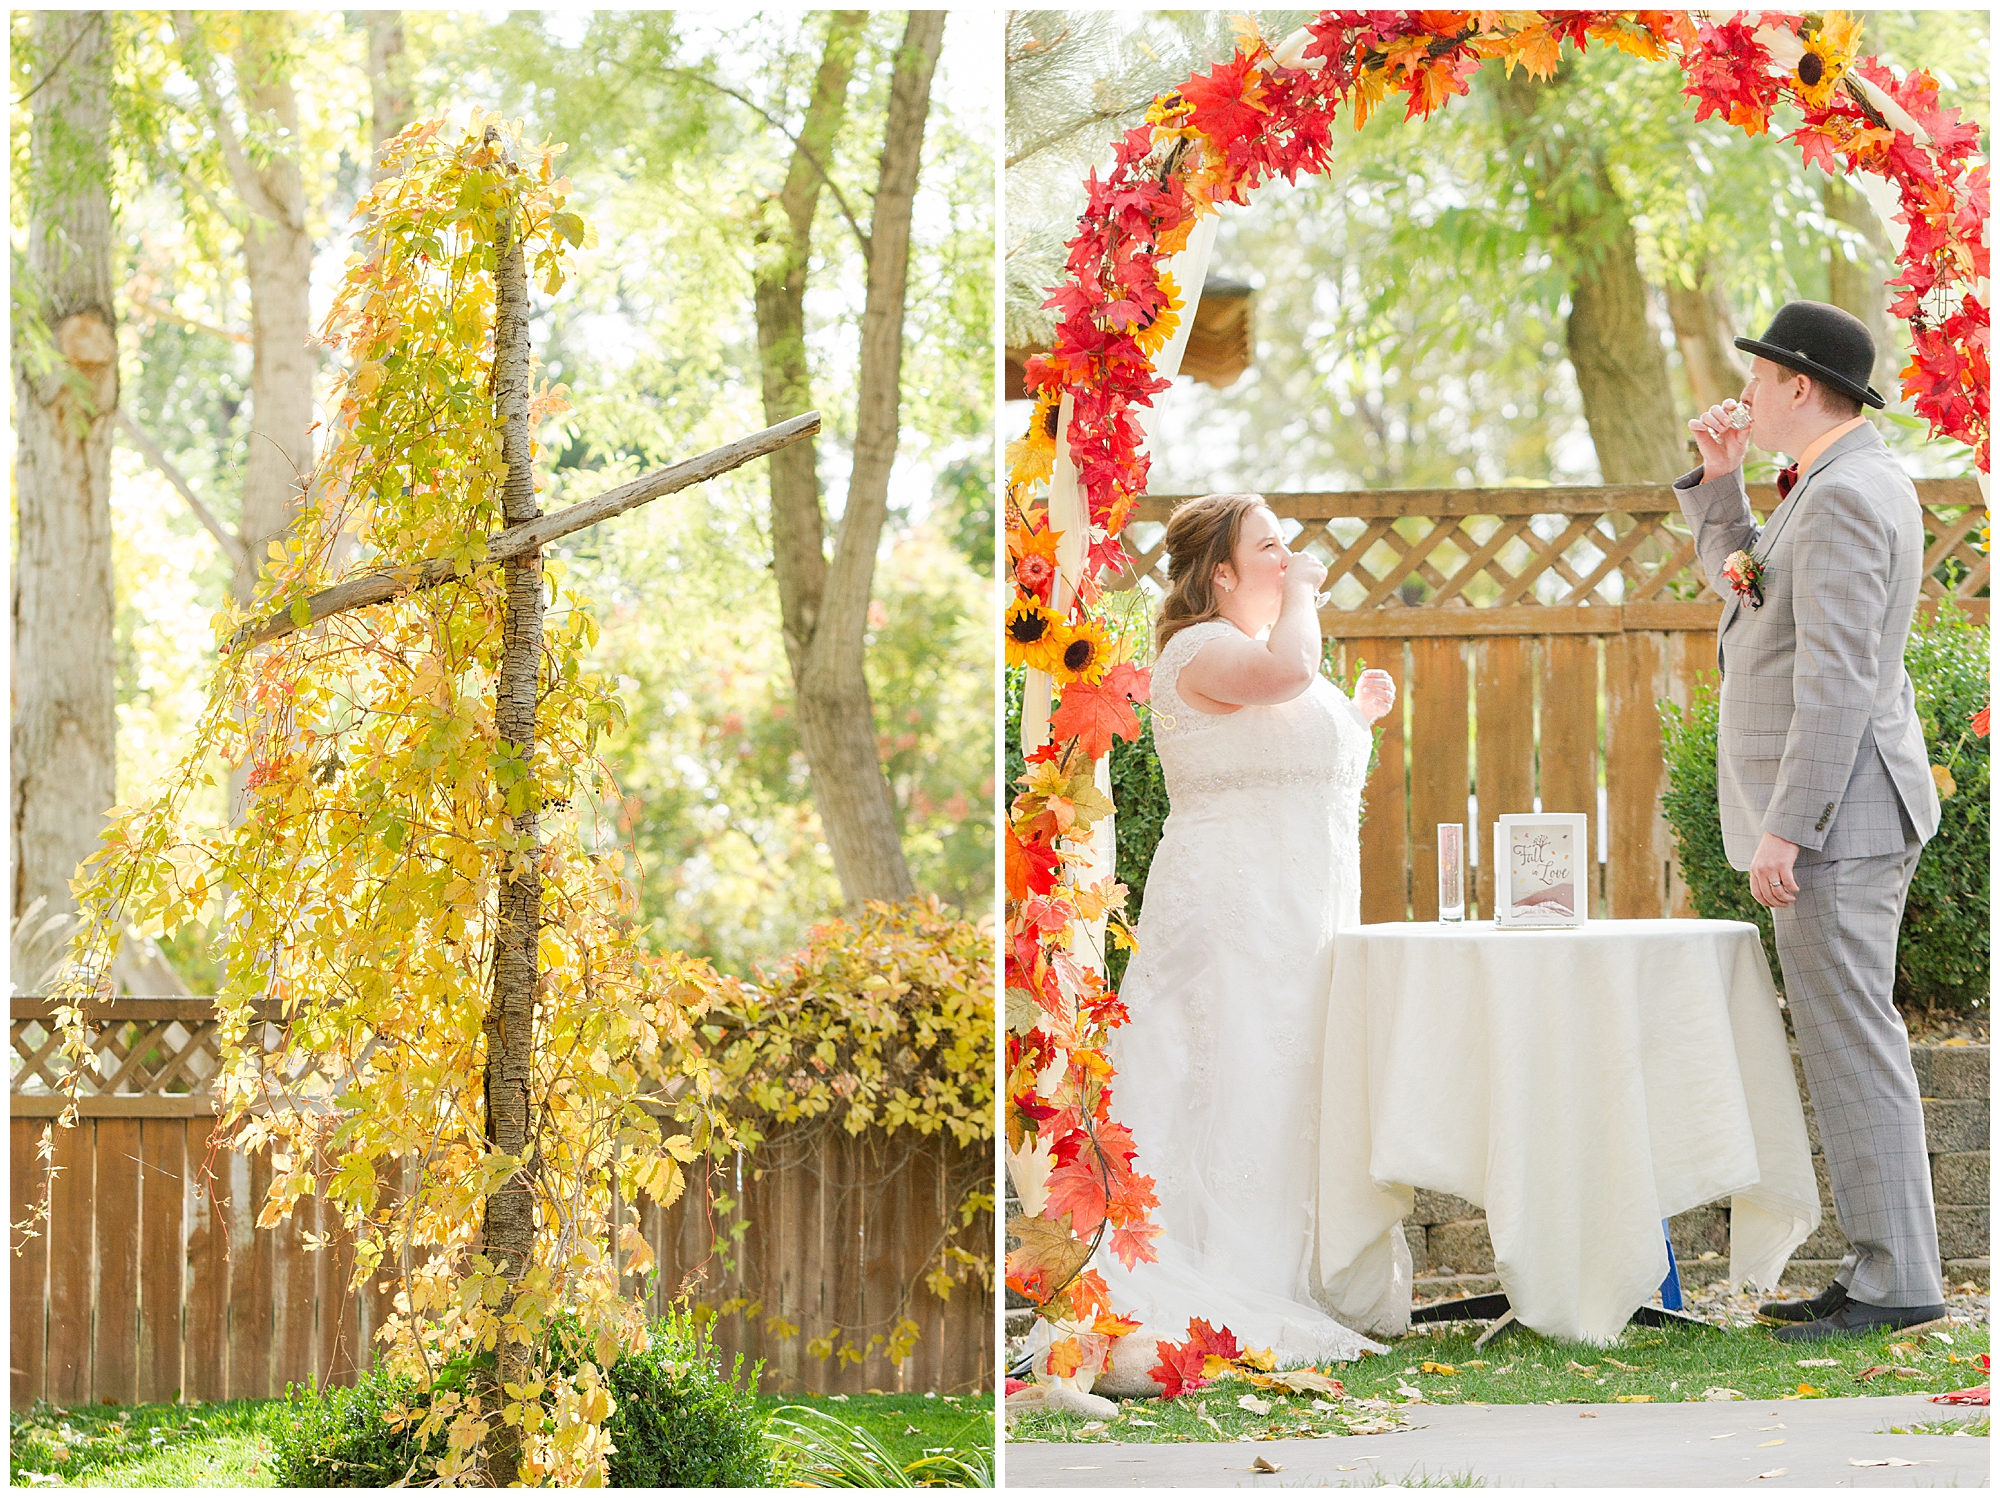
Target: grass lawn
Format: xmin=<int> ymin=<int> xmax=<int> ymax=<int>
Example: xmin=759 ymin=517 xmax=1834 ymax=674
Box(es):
xmin=10 ymin=1388 xmax=995 ymax=1488
xmin=756 ymin=1389 xmax=997 ymax=1470
xmin=1008 ymin=1316 xmax=1990 ymax=1446
xmin=10 ymin=1399 xmax=289 ymax=1488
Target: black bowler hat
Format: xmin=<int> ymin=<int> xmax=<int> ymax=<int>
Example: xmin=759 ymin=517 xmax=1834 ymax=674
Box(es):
xmin=1735 ymin=300 xmax=1885 ymax=408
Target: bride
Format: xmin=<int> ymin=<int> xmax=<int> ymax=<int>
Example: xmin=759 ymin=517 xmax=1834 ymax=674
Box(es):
xmin=1098 ymin=492 xmax=1399 ymax=1365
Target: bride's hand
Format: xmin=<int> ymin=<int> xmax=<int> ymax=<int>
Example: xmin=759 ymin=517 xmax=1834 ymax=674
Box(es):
xmin=1285 ymin=548 xmax=1328 ymax=595
xmin=1353 ymin=668 xmax=1395 ymax=724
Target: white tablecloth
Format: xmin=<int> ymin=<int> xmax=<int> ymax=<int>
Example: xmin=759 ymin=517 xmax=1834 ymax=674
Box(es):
xmin=1316 ymin=919 xmax=1819 ymax=1345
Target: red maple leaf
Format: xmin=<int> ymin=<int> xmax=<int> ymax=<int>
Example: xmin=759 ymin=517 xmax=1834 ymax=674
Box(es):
xmin=1100 ymin=660 xmax=1151 ymax=707
xmin=1788 ymin=124 xmax=1843 ymax=178
xmin=1006 ymin=825 xmax=1061 ymax=900
xmin=1179 ymin=50 xmax=1269 ymax=151
xmin=1185 ymin=1317 xmax=1243 ymax=1365
xmin=1148 ymin=1336 xmax=1211 ymax=1399
xmin=1108 ymin=1219 xmax=1163 ymax=1270
xmin=1049 ymin=678 xmax=1143 ymax=759
xmin=1042 ymin=1151 xmax=1112 ymax=1237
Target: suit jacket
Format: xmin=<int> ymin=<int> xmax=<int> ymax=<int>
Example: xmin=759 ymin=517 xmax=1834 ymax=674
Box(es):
xmin=1674 ymin=422 xmax=1940 ymax=870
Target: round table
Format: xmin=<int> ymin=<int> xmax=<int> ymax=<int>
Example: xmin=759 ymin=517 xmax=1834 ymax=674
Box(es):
xmin=1314 ymin=918 xmax=1820 ymax=1344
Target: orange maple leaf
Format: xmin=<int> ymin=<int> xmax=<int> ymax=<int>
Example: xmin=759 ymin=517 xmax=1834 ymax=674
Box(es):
xmin=1046 ymin=1336 xmax=1086 ymax=1378
xmin=1049 ymin=678 xmax=1142 ymax=759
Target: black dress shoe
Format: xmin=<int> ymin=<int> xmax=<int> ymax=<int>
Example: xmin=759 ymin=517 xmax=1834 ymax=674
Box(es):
xmin=1771 ymin=1298 xmax=1950 ymax=1343
xmin=1757 ymin=1281 xmax=1849 ymax=1323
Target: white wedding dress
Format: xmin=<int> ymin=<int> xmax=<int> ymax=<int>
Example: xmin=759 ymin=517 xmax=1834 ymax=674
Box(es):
xmin=1097 ymin=619 xmax=1393 ymax=1363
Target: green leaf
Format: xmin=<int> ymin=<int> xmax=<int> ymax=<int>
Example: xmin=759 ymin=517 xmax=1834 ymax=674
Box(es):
xmin=290 ymin=595 xmax=312 ymax=627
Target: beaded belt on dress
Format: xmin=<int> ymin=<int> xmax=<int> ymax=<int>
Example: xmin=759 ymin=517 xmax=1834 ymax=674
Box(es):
xmin=1167 ymin=764 xmax=1365 ymax=795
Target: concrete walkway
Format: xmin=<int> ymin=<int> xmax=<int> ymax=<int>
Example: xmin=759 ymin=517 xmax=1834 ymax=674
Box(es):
xmin=1005 ymin=1394 xmax=1988 ymax=1487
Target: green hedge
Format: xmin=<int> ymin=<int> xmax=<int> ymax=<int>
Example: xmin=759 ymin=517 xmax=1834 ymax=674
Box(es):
xmin=1660 ymin=602 xmax=1989 ymax=1013
xmin=272 ymin=1310 xmax=767 ymax=1487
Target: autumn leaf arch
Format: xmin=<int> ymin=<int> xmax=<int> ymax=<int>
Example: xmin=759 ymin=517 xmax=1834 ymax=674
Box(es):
xmin=1003 ymin=10 xmax=1988 ymax=1382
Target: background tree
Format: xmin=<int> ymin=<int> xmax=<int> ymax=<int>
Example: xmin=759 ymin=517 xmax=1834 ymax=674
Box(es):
xmin=12 ymin=11 xmax=119 ymax=936
xmin=459 ymin=10 xmax=991 ymax=942
xmin=17 ymin=11 xmax=993 ymax=991
xmin=1004 ymin=10 xmax=1988 ymax=496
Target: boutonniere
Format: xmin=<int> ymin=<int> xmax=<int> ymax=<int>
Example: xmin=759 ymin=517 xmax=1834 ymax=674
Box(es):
xmin=1721 ymin=549 xmax=1765 ymax=609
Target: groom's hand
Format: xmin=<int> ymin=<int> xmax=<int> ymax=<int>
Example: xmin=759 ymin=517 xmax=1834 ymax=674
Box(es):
xmin=1687 ymin=398 xmax=1755 ymax=481
xmin=1748 ymin=832 xmax=1800 ymax=909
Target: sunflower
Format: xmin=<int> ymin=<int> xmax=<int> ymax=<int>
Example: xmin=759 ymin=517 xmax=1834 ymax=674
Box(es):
xmin=1794 ymin=11 xmax=1861 ymax=109
xmin=1051 ymin=617 xmax=1112 ymax=686
xmin=1135 ymin=271 xmax=1185 ymax=360
xmin=1005 ymin=393 xmax=1061 ymax=491
xmin=1006 ymin=599 xmax=1066 ymax=672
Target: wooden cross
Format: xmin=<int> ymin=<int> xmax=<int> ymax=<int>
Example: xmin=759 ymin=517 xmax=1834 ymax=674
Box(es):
xmin=216 ymin=170 xmax=818 ymax=1476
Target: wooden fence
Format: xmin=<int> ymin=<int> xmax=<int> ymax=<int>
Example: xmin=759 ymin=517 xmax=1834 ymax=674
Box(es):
xmin=10 ymin=996 xmax=992 ymax=1408
xmin=1122 ymin=480 xmax=1987 ymax=921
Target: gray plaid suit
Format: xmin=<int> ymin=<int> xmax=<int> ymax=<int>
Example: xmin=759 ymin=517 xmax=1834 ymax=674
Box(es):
xmin=1675 ymin=422 xmax=1944 ymax=1307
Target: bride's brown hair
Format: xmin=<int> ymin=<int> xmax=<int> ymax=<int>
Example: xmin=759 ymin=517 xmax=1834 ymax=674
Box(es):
xmin=1155 ymin=492 xmax=1268 ymax=653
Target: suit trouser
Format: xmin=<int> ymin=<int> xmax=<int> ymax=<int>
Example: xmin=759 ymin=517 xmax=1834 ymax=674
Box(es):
xmin=1771 ymin=840 xmax=1942 ymax=1307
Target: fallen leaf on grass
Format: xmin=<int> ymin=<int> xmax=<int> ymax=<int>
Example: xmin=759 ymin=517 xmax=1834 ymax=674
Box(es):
xmin=1250 ymin=1456 xmax=1283 ymax=1473
xmin=1393 ymin=1381 xmax=1425 ymax=1402
xmin=1849 ymin=1458 xmax=1916 ymax=1468
xmin=1614 ymin=1395 xmax=1655 ymax=1403
xmin=1603 ymin=1357 xmax=1642 ymax=1371
xmin=1888 ymin=1341 xmax=1919 ymax=1361
xmin=1755 ymin=1467 xmax=1787 ymax=1479
xmin=1420 ymin=1361 xmax=1457 ymax=1375
xmin=1856 ymin=1365 xmax=1934 ymax=1383
xmin=1794 ymin=1359 xmax=1840 ymax=1368
xmin=1929 ymin=1331 xmax=1955 ymax=1346
xmin=1261 ymin=1367 xmax=1344 ymax=1396
xmin=1311 ymin=1399 xmax=1340 ymax=1413
xmin=1077 ymin=1421 xmax=1106 ymax=1435
xmin=1237 ymin=1395 xmax=1272 ymax=1415
xmin=1127 ymin=1417 xmax=1158 ymax=1427
xmin=1461 ymin=1360 xmax=1489 ymax=1369
xmin=1703 ymin=1387 xmax=1746 ymax=1401
xmin=1566 ymin=1360 xmax=1599 ymax=1377
xmin=1346 ymin=1417 xmax=1401 ymax=1436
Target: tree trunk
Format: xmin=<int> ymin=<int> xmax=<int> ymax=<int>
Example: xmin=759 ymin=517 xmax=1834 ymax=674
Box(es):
xmin=1565 ymin=222 xmax=1686 ymax=481
xmin=753 ymin=11 xmax=922 ymax=904
xmin=478 ymin=173 xmax=541 ymax=1486
xmin=1823 ymin=175 xmax=1899 ymax=400
xmin=797 ymin=11 xmax=943 ymax=904
xmin=11 ymin=11 xmax=118 ymax=925
xmin=364 ymin=12 xmax=412 ymax=174
xmin=229 ymin=12 xmax=316 ymax=605
xmin=1664 ymin=270 xmax=1750 ymax=415
xmin=1490 ymin=67 xmax=1684 ymax=483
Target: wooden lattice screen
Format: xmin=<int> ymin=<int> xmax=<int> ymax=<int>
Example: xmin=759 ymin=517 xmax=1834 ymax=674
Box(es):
xmin=11 ymin=997 xmax=991 ymax=1407
xmin=1118 ymin=479 xmax=1986 ymax=920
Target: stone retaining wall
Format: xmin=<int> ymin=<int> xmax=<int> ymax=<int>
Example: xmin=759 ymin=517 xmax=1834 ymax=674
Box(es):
xmin=1409 ymin=1042 xmax=1990 ymax=1302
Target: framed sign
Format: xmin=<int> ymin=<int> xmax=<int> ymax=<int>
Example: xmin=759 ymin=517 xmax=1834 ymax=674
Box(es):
xmin=1494 ymin=813 xmax=1588 ymax=928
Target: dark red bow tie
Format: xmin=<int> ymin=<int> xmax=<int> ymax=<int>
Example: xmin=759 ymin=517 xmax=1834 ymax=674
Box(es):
xmin=1777 ymin=462 xmax=1800 ymax=499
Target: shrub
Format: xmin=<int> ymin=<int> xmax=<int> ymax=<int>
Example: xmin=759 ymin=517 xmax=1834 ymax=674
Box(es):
xmin=273 ymin=1311 xmax=769 ymax=1487
xmin=601 ymin=1308 xmax=769 ymax=1487
xmin=1660 ymin=602 xmax=1989 ymax=1013
xmin=272 ymin=1366 xmax=446 ymax=1487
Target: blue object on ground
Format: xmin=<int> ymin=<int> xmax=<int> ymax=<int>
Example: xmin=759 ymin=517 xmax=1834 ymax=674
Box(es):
xmin=1659 ymin=1218 xmax=1683 ymax=1311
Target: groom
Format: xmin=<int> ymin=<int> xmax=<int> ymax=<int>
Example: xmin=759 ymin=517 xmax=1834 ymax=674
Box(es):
xmin=1676 ymin=300 xmax=1946 ymax=1342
